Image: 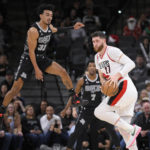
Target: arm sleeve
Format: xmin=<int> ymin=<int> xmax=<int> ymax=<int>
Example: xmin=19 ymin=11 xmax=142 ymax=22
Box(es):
xmin=108 ymin=47 xmax=135 ymax=77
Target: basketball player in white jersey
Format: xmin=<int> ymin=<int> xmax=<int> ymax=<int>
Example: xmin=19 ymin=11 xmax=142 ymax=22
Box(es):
xmin=91 ymin=31 xmax=141 ymax=150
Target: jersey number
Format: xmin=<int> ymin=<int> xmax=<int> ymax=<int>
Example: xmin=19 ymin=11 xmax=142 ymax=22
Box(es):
xmin=104 ymin=64 xmax=111 ymax=74
xmin=91 ymin=94 xmax=96 ymax=101
xmin=38 ymin=44 xmax=46 ymax=51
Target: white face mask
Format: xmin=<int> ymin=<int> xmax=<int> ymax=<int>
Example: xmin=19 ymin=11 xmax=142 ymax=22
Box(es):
xmin=127 ymin=20 xmax=136 ymax=30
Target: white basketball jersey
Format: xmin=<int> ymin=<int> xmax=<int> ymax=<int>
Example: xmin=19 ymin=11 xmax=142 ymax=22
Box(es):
xmin=95 ymin=46 xmax=128 ymax=78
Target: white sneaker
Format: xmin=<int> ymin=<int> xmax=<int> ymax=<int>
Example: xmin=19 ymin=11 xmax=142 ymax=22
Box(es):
xmin=126 ymin=125 xmax=141 ymax=149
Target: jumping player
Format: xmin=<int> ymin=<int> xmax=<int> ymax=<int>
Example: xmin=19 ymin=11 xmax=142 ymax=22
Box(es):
xmin=92 ymin=31 xmax=141 ymax=149
xmin=0 ymin=4 xmax=84 ymax=115
xmin=61 ymin=60 xmax=120 ymax=150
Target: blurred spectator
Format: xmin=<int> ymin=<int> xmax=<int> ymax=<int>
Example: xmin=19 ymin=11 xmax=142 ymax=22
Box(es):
xmin=83 ymin=8 xmax=101 ymax=35
xmin=69 ymin=27 xmax=86 ymax=41
xmin=40 ymin=106 xmax=68 ymax=147
xmin=69 ymin=8 xmax=81 ymax=24
xmin=0 ymin=129 xmax=12 ymax=150
xmin=85 ymin=0 xmax=94 ymax=10
xmin=123 ymin=16 xmax=141 ymax=40
xmin=1 ymin=69 xmax=14 ymax=90
xmin=13 ymin=98 xmax=25 ymax=115
xmin=0 ymin=54 xmax=9 ymax=76
xmin=71 ymin=1 xmax=83 ymax=18
xmin=37 ymin=100 xmax=48 ymax=121
xmin=0 ymin=83 xmax=8 ymax=105
xmin=4 ymin=103 xmax=23 ymax=150
xmin=139 ymin=36 xmax=150 ymax=72
xmin=0 ymin=13 xmax=6 ymax=50
xmin=138 ymin=14 xmax=150 ymax=32
xmin=0 ymin=13 xmax=12 ymax=53
xmin=61 ymin=107 xmax=75 ymax=133
xmin=133 ymin=101 xmax=150 ymax=149
xmin=130 ymin=55 xmax=148 ymax=84
xmin=21 ymin=105 xmax=44 ymax=149
xmin=97 ymin=128 xmax=111 ymax=150
xmin=134 ymin=89 xmax=149 ymax=113
xmin=145 ymin=80 xmax=150 ymax=99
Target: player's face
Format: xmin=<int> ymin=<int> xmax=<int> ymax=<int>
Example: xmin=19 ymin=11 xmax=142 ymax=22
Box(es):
xmin=87 ymin=62 xmax=96 ymax=75
xmin=92 ymin=36 xmax=105 ymax=52
xmin=40 ymin=10 xmax=53 ymax=25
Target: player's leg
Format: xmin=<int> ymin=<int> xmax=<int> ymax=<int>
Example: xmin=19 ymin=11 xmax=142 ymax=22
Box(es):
xmin=0 ymin=54 xmax=33 ymax=112
xmin=45 ymin=61 xmax=73 ymax=90
xmin=66 ymin=111 xmax=90 ymax=150
xmin=118 ymin=116 xmax=138 ymax=150
xmin=94 ymin=98 xmax=134 ymax=133
xmin=0 ymin=78 xmax=24 ymax=111
xmin=2 ymin=78 xmax=24 ymax=107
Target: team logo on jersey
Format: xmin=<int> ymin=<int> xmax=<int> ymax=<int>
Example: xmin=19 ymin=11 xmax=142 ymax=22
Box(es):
xmin=99 ymin=60 xmax=109 ymax=69
xmin=20 ymin=72 xmax=27 ymax=79
xmin=85 ymin=85 xmax=100 ymax=92
xmin=80 ymin=118 xmax=85 ymax=125
xmin=38 ymin=35 xmax=51 ymax=44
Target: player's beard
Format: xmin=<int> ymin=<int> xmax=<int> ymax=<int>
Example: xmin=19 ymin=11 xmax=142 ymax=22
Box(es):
xmin=97 ymin=44 xmax=104 ymax=52
xmin=94 ymin=44 xmax=104 ymax=52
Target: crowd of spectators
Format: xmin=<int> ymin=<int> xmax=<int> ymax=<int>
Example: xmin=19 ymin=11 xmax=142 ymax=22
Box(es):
xmin=0 ymin=0 xmax=150 ymax=150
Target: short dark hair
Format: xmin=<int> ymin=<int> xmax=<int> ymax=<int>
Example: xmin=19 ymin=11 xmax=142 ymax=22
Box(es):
xmin=37 ymin=4 xmax=54 ymax=15
xmin=91 ymin=31 xmax=106 ymax=39
xmin=87 ymin=59 xmax=95 ymax=68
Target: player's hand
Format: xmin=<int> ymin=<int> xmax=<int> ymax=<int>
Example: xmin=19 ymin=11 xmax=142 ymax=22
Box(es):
xmin=73 ymin=22 xmax=85 ymax=30
xmin=108 ymin=73 xmax=121 ymax=87
xmin=35 ymin=68 xmax=43 ymax=81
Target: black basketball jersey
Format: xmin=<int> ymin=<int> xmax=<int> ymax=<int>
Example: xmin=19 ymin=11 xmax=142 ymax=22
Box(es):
xmin=81 ymin=73 xmax=102 ymax=110
xmin=24 ymin=22 xmax=52 ymax=55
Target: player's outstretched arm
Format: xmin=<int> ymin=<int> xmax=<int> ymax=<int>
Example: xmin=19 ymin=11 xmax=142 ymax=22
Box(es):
xmin=50 ymin=22 xmax=84 ymax=33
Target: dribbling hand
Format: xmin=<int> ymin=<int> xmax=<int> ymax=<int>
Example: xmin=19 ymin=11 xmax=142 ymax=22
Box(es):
xmin=35 ymin=68 xmax=43 ymax=81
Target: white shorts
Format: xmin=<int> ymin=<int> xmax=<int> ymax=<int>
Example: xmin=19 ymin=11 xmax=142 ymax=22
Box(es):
xmin=97 ymin=77 xmax=138 ymax=117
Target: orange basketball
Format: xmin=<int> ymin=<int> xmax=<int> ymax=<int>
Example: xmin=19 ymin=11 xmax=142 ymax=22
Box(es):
xmin=101 ymin=80 xmax=119 ymax=97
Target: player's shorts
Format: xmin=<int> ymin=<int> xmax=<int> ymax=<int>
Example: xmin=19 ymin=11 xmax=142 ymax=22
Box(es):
xmin=95 ymin=77 xmax=138 ymax=117
xmin=15 ymin=53 xmax=53 ymax=81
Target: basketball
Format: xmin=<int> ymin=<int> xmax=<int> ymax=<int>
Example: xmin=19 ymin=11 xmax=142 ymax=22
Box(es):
xmin=101 ymin=80 xmax=119 ymax=97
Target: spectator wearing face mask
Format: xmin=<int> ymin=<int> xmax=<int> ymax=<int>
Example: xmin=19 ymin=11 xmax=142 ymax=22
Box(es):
xmin=123 ymin=16 xmax=142 ymax=40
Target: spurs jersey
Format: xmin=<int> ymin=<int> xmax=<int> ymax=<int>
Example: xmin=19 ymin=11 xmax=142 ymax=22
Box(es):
xmin=24 ymin=22 xmax=52 ymax=55
xmin=81 ymin=73 xmax=102 ymax=110
xmin=95 ymin=46 xmax=129 ymax=79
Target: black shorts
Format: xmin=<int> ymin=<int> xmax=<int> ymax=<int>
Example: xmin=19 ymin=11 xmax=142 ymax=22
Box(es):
xmin=15 ymin=54 xmax=53 ymax=81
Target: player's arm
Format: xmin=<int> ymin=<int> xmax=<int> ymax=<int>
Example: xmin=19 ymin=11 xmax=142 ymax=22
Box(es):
xmin=97 ymin=70 xmax=106 ymax=85
xmin=60 ymin=77 xmax=84 ymax=118
xmin=50 ymin=22 xmax=85 ymax=33
xmin=108 ymin=48 xmax=135 ymax=83
xmin=27 ymin=27 xmax=43 ymax=81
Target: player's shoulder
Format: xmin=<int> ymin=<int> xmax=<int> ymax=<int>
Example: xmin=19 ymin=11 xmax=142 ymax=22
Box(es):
xmin=107 ymin=45 xmax=121 ymax=51
xmin=28 ymin=26 xmax=38 ymax=33
xmin=107 ymin=45 xmax=122 ymax=55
